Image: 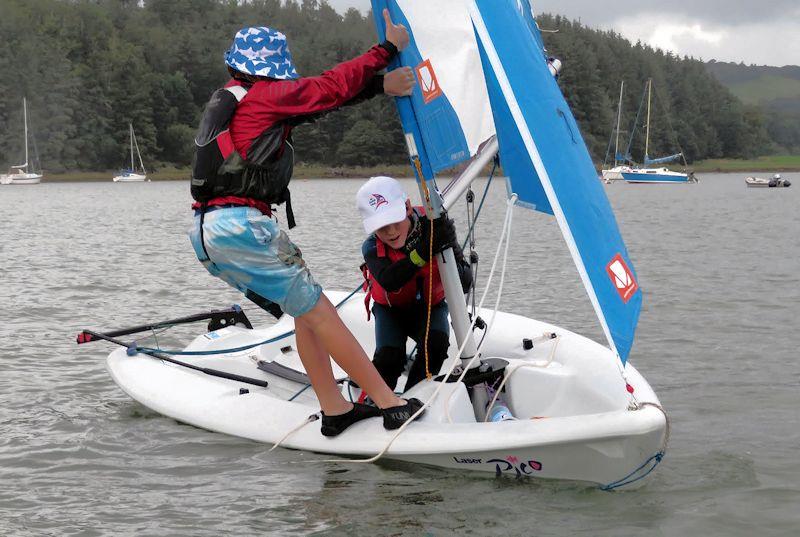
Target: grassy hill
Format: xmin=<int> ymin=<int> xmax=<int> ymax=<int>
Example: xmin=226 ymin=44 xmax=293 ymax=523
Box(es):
xmin=706 ymin=61 xmax=800 ymax=151
xmin=706 ymin=61 xmax=800 ymax=112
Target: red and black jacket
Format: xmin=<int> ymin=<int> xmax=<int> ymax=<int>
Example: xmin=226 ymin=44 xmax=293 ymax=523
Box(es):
xmin=191 ymin=42 xmax=397 ymax=224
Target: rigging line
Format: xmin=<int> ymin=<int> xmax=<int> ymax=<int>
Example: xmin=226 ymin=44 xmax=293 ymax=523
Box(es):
xmin=602 ymin=115 xmax=618 ymax=167
xmin=466 ymin=188 xmax=477 ymax=317
xmin=625 ymin=81 xmax=649 ymax=163
xmin=461 ymin=160 xmax=497 ymax=252
xmin=134 ymin=284 xmax=362 ymax=356
xmin=651 ymin=84 xmax=689 ymax=167
xmin=443 ymin=193 xmax=517 ymax=422
xmin=307 ymin=194 xmax=518 ymax=465
xmin=424 ymin=214 xmax=434 ymax=380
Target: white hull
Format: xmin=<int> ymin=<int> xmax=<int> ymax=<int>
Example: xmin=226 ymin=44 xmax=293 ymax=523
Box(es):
xmin=745 ymin=176 xmax=791 ymax=188
xmin=106 ymin=291 xmax=666 ymax=489
xmin=745 ymin=177 xmax=770 ymax=187
xmin=113 ymin=173 xmax=148 ymax=182
xmin=601 ymin=166 xmax=630 ymax=182
xmin=622 ymin=167 xmax=694 ymax=184
xmin=2 ymin=172 xmax=42 ymax=184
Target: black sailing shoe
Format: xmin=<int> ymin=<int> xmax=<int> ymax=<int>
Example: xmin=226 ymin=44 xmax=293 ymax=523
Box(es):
xmin=320 ymin=403 xmax=381 ymax=437
xmin=382 ymin=398 xmax=425 ymax=430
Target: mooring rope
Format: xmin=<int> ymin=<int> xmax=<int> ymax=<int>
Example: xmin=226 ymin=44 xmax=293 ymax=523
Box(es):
xmin=600 ymin=401 xmax=670 ymax=490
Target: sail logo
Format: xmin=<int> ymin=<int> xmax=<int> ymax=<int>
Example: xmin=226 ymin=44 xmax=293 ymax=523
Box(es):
xmin=415 ymin=59 xmax=442 ymax=104
xmin=606 ymin=254 xmax=638 ymax=303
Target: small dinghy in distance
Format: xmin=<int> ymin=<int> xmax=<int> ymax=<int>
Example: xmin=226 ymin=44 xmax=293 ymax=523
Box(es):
xmin=745 ymin=174 xmax=791 ymax=188
xmin=81 ymin=0 xmax=668 ymax=490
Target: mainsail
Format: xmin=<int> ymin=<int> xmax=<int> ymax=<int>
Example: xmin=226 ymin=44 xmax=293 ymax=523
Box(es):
xmin=644 ymin=153 xmax=682 ymax=166
xmin=372 ymin=0 xmax=642 ymax=363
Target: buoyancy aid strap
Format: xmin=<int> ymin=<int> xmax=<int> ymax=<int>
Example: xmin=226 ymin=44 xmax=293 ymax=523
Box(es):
xmin=225 ymin=85 xmax=248 ymax=102
xmin=216 ymin=131 xmax=236 ymax=159
xmin=216 ymin=86 xmax=249 ymax=160
xmin=198 ymin=202 xmax=212 ymax=263
xmin=375 ymin=239 xmax=386 ymax=258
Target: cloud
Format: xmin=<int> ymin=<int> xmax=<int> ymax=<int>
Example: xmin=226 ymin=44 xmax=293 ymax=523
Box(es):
xmin=613 ymin=14 xmax=800 ymax=65
xmin=323 ymin=0 xmax=800 ymax=65
xmin=532 ymin=0 xmax=800 ymax=27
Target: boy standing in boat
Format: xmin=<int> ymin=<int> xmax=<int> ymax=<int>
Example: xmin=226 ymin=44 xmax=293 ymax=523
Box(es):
xmin=357 ymin=176 xmax=472 ymax=392
xmin=189 ymin=12 xmax=424 ymax=436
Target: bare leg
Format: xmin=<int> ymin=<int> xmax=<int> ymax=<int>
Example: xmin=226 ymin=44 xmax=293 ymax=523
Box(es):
xmin=294 ymin=317 xmax=351 ymax=415
xmin=296 ymin=294 xmax=405 ymax=410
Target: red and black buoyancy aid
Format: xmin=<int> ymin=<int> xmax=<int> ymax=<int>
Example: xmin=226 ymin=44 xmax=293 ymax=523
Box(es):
xmin=190 ymin=85 xmax=296 ymax=226
xmin=361 ymin=211 xmax=445 ymax=316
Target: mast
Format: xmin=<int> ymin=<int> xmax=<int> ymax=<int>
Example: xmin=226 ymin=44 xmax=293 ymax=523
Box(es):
xmin=613 ymin=80 xmax=624 ymax=167
xmin=23 ymin=97 xmax=29 ymax=171
xmin=410 ymin=143 xmax=480 ymax=368
xmin=133 ymin=126 xmax=146 ymax=174
xmin=644 ymin=78 xmax=652 ymax=163
xmin=129 ymin=124 xmax=135 ymax=171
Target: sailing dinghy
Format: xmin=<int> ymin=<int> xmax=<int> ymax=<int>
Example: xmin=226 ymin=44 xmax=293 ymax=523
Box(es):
xmin=113 ymin=124 xmax=148 ymax=182
xmin=80 ymin=0 xmax=668 ymax=489
xmin=1 ymin=97 xmax=43 ymax=185
xmin=619 ymin=79 xmax=697 ymax=184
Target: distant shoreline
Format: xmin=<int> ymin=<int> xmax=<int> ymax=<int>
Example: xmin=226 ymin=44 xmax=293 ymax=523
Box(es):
xmin=32 ymin=155 xmax=800 ymax=182
xmin=41 ymin=163 xmax=415 ymax=182
xmin=688 ymin=155 xmax=800 ymax=173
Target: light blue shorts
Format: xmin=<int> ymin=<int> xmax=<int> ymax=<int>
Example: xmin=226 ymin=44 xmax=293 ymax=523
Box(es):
xmin=189 ymin=207 xmax=322 ymax=318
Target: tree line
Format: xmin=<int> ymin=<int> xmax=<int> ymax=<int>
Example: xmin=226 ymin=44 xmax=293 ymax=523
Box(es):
xmin=0 ymin=0 xmax=786 ymax=173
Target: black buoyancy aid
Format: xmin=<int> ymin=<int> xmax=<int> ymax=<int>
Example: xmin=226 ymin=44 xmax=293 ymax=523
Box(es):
xmin=190 ymin=85 xmax=296 ymax=227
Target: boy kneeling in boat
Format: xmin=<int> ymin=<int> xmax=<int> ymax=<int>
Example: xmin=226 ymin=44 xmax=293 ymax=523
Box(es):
xmin=357 ymin=177 xmax=472 ymax=392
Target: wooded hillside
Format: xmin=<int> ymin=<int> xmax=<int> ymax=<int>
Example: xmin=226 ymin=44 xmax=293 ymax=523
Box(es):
xmin=0 ymin=0 xmax=785 ymax=172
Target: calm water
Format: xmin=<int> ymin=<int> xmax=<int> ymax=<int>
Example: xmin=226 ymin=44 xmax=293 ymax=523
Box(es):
xmin=1 ymin=174 xmax=798 ymax=536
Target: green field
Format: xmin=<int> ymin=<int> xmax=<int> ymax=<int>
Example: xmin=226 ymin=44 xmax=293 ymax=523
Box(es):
xmin=725 ymin=76 xmax=800 ymax=106
xmin=690 ymin=155 xmax=800 ymax=173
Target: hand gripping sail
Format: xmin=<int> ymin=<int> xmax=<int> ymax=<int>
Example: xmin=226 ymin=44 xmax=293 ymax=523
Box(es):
xmin=372 ymin=0 xmax=495 ymax=176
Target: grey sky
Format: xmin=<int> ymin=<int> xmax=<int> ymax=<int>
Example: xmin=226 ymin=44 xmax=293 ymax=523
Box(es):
xmin=325 ymin=0 xmax=800 ymax=66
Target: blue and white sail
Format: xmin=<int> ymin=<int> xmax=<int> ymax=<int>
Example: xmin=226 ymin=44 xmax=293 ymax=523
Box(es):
xmin=372 ymin=0 xmax=642 ymax=363
xmin=469 ymin=0 xmax=642 ymax=363
xmin=371 ymin=0 xmax=495 ymax=178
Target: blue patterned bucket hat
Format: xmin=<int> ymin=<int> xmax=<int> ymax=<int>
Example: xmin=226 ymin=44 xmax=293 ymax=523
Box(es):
xmin=224 ymin=27 xmax=299 ymax=80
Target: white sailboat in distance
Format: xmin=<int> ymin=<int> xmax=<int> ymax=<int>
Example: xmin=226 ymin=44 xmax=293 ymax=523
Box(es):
xmin=621 ymin=79 xmax=697 ymax=184
xmin=1 ymin=97 xmax=43 ymax=185
xmin=113 ymin=124 xmax=148 ymax=182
